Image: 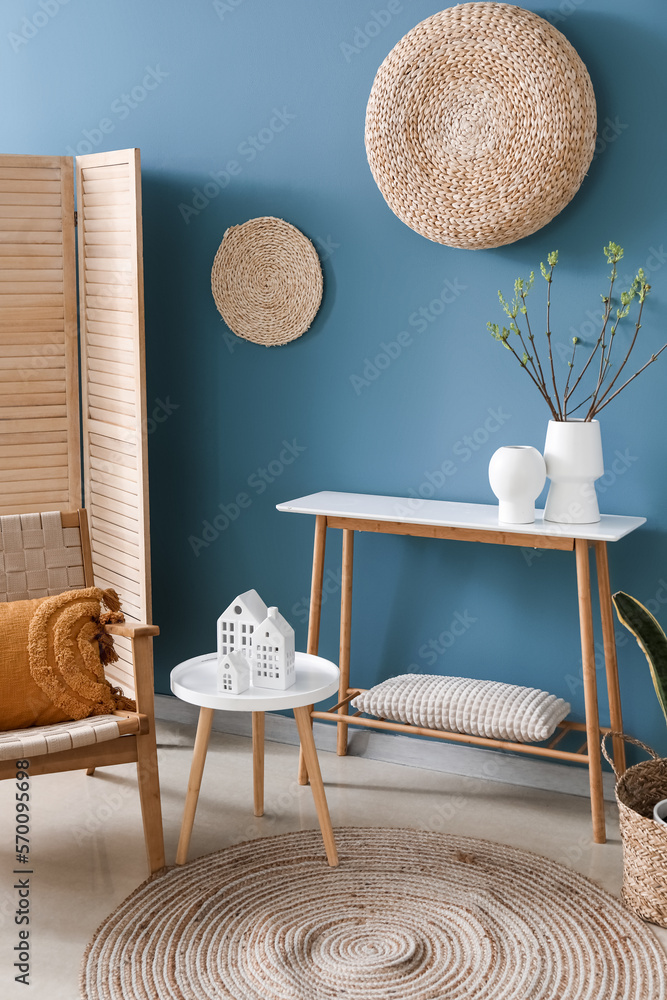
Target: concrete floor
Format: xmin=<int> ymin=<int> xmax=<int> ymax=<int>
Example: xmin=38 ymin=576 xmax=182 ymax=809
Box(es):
xmin=0 ymin=718 xmax=665 ymax=999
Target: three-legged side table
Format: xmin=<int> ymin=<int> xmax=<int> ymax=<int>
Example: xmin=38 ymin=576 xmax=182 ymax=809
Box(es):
xmin=277 ymin=491 xmax=646 ymax=844
xmin=170 ymin=651 xmax=340 ymax=866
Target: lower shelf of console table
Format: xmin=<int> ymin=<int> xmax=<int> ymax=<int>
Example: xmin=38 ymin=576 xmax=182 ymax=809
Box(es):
xmin=312 ymin=691 xmax=612 ymax=762
xmin=277 ymin=491 xmax=647 ymax=845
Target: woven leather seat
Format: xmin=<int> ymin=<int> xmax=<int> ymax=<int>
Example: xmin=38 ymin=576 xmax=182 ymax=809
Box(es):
xmin=0 ymin=714 xmax=142 ymax=762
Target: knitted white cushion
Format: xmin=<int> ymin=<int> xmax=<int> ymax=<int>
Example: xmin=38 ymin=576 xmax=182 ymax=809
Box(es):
xmin=351 ymin=674 xmax=571 ymax=743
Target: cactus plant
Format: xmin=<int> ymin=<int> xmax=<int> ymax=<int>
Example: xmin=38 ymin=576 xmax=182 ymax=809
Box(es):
xmin=613 ymin=591 xmax=667 ymax=725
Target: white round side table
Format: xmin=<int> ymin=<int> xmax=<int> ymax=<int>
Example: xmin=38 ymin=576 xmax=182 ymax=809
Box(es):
xmin=170 ymin=651 xmax=340 ymax=866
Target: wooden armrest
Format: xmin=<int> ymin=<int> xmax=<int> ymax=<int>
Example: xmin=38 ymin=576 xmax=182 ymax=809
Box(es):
xmin=106 ymin=623 xmax=159 ymax=715
xmin=106 ymin=622 xmax=160 ymax=639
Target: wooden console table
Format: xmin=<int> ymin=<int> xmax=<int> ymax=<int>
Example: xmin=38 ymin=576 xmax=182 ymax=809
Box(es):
xmin=277 ymin=491 xmax=646 ymax=844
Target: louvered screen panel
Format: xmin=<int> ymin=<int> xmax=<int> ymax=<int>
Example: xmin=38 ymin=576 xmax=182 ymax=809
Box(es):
xmin=0 ymin=155 xmax=80 ymax=514
xmin=77 ymin=148 xmax=151 ymax=691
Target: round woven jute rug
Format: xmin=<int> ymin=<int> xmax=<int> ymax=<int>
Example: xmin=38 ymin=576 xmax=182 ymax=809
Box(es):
xmin=365 ymin=3 xmax=597 ymax=249
xmin=81 ymin=828 xmax=666 ymax=1000
xmin=211 ymin=217 xmax=323 ymax=346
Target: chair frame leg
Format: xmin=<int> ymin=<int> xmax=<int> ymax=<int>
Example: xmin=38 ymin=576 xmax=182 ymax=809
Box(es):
xmin=132 ymin=633 xmax=165 ymax=872
xmin=136 ymin=728 xmax=165 ymax=873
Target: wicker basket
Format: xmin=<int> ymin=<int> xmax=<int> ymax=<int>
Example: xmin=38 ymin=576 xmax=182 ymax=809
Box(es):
xmin=602 ymin=732 xmax=667 ymax=927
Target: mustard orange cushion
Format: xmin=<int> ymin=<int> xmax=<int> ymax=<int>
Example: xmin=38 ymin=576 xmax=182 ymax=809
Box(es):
xmin=0 ymin=587 xmax=134 ymax=731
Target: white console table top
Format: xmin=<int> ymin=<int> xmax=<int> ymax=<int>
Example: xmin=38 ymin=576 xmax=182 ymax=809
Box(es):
xmin=276 ymin=491 xmax=646 ymax=543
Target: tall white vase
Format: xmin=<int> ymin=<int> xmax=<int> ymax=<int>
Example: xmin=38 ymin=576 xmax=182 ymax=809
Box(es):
xmin=543 ymin=419 xmax=603 ymax=524
xmin=488 ymin=446 xmax=546 ymax=523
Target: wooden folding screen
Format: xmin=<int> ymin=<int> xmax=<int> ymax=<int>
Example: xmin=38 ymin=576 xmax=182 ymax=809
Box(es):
xmin=0 ymin=155 xmax=80 ymax=514
xmin=0 ymin=150 xmax=151 ymax=670
xmin=76 ymin=150 xmax=151 ymax=684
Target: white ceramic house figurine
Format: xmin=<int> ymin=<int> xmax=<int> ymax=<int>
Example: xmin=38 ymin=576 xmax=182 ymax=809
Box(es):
xmin=217 ymin=649 xmax=251 ymax=694
xmin=253 ymin=606 xmax=296 ymax=690
xmin=217 ymin=589 xmax=268 ymax=660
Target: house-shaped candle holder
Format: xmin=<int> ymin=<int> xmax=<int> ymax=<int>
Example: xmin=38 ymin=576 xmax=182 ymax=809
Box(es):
xmin=217 ymin=589 xmax=268 ymax=661
xmin=217 ymin=649 xmax=251 ymax=694
xmin=253 ymin=606 xmax=296 ymax=690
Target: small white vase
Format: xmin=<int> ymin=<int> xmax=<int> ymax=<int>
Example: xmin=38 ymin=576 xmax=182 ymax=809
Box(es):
xmin=488 ymin=446 xmax=547 ymax=523
xmin=543 ymin=419 xmax=604 ymax=524
xmin=654 ymin=799 xmax=667 ymax=828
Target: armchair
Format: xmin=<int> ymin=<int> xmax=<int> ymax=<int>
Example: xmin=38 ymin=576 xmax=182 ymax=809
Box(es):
xmin=0 ymin=509 xmax=165 ymax=873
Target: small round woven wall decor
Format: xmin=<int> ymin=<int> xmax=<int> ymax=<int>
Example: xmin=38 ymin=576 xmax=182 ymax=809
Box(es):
xmin=365 ymin=3 xmax=597 ymax=249
xmin=211 ymin=216 xmax=323 ymax=346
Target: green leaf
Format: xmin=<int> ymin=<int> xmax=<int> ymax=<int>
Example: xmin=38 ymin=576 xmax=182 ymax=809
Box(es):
xmin=547 ymin=250 xmax=559 ymax=267
xmin=613 ymin=591 xmax=667 ymax=726
xmin=604 ymin=241 xmax=624 ymax=265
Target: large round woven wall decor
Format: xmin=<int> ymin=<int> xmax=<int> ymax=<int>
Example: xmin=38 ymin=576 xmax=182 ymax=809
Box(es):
xmin=211 ymin=217 xmax=323 ymax=346
xmin=365 ymin=3 xmax=597 ymax=249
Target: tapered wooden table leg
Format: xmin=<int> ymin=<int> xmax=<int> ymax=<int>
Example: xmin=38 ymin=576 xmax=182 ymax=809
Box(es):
xmin=252 ymin=712 xmax=264 ymax=817
xmin=176 ymin=707 xmax=214 ymax=865
xmin=297 ymin=705 xmax=314 ymax=786
xmin=595 ymin=541 xmax=626 ymax=774
xmin=337 ymin=528 xmax=354 ymax=757
xmin=299 ymin=515 xmax=328 ymax=785
xmin=297 ymin=755 xmax=309 ymax=785
xmin=575 ymin=539 xmax=606 ymax=844
xmin=294 ymin=704 xmax=339 ymax=866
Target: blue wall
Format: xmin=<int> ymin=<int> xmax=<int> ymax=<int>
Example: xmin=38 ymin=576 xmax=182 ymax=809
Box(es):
xmin=3 ymin=0 xmax=667 ymax=758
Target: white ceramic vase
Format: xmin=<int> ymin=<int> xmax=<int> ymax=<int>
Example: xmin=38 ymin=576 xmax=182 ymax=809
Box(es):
xmin=543 ymin=419 xmax=604 ymax=524
xmin=488 ymin=446 xmax=546 ymax=523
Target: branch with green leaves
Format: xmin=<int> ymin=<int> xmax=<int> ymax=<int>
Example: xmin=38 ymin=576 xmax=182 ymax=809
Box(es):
xmin=487 ymin=243 xmax=665 ymax=421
